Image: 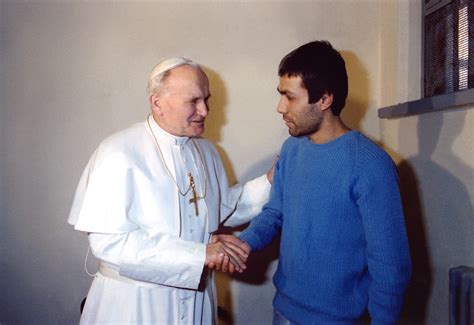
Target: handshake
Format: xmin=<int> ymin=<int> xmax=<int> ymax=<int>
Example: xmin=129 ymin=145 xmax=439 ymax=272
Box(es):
xmin=205 ymin=234 xmax=251 ymax=274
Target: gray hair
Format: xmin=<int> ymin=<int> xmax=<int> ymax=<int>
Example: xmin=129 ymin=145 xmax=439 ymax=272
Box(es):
xmin=147 ymin=57 xmax=202 ymax=95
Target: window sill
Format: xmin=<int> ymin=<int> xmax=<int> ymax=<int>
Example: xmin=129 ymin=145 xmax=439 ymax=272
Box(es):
xmin=378 ymin=88 xmax=474 ymax=119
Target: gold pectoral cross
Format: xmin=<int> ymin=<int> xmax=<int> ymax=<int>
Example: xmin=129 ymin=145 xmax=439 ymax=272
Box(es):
xmin=188 ymin=173 xmax=200 ymax=216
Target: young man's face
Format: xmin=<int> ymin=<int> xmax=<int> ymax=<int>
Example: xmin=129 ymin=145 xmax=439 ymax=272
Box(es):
xmin=152 ymin=65 xmax=210 ymax=137
xmin=277 ymin=74 xmax=323 ymax=137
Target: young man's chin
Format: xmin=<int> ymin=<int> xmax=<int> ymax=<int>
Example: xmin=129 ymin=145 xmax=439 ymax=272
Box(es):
xmin=288 ymin=127 xmax=299 ymax=137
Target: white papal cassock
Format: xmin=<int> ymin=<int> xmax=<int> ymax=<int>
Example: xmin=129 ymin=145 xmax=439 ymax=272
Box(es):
xmin=68 ymin=115 xmax=271 ymax=324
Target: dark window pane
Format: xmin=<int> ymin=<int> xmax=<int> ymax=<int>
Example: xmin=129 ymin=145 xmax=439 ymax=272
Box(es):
xmin=424 ymin=0 xmax=472 ymax=97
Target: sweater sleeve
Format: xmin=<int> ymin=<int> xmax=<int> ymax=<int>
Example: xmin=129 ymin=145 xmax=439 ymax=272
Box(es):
xmin=239 ymin=157 xmax=284 ymax=251
xmin=354 ymin=146 xmax=412 ymax=324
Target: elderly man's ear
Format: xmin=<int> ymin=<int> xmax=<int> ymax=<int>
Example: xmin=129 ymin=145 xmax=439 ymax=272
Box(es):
xmin=150 ymin=93 xmax=162 ymax=115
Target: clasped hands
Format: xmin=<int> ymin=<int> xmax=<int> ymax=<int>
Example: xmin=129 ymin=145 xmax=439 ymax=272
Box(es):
xmin=205 ymin=235 xmax=251 ymax=274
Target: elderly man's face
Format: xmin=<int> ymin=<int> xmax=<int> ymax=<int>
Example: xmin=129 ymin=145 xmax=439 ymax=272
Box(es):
xmin=154 ymin=65 xmax=210 ymax=137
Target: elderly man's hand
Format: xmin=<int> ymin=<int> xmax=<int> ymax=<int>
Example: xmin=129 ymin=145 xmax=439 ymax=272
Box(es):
xmin=206 ymin=235 xmax=251 ymax=274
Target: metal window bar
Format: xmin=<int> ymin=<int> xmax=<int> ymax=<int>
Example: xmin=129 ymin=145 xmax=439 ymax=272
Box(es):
xmin=424 ymin=0 xmax=473 ymax=97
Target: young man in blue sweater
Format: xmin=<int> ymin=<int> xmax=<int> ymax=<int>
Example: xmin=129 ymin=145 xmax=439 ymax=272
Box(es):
xmin=218 ymin=41 xmax=412 ymax=324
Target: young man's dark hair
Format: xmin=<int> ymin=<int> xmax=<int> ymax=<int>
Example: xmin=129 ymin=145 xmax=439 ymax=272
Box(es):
xmin=278 ymin=40 xmax=348 ymax=116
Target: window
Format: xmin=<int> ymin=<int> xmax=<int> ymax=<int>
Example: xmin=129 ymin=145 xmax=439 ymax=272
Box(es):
xmin=424 ymin=0 xmax=473 ymax=97
xmin=378 ymin=0 xmax=474 ymax=118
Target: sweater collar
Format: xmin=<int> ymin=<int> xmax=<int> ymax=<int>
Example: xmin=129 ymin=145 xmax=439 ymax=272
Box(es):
xmin=304 ymin=130 xmax=358 ymax=150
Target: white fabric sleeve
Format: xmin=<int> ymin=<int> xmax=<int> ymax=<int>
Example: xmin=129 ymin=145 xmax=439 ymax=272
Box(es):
xmin=69 ymin=150 xmax=139 ymax=234
xmin=223 ymin=174 xmax=271 ymax=227
xmin=89 ymin=230 xmax=206 ymax=290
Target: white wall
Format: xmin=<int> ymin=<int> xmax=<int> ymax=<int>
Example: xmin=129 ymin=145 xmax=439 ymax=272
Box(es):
xmin=3 ymin=1 xmax=470 ymax=324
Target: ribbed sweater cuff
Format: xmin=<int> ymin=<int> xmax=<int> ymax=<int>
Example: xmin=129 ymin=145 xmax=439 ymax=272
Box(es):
xmin=238 ymin=231 xmax=260 ymax=252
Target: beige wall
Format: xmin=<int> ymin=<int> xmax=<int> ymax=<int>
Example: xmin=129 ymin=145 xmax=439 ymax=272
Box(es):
xmin=1 ymin=1 xmax=472 ymax=324
xmin=380 ymin=1 xmax=474 ymax=325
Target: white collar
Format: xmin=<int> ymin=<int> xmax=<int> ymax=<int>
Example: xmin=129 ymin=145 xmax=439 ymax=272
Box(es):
xmin=147 ymin=115 xmax=190 ymax=146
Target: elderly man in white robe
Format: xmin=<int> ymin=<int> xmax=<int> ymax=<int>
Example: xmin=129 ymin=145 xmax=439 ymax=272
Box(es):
xmin=68 ymin=57 xmax=273 ymax=324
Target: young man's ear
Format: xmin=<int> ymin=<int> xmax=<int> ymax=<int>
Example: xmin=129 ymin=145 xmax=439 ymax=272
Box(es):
xmin=319 ymin=93 xmax=334 ymax=112
xmin=149 ymin=93 xmax=162 ymax=115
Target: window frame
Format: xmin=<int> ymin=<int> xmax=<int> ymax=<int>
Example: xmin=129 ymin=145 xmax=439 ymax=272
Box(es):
xmin=378 ymin=0 xmax=473 ymax=119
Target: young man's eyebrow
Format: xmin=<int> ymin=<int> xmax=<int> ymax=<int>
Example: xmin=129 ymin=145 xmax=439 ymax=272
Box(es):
xmin=277 ymin=88 xmax=295 ymax=96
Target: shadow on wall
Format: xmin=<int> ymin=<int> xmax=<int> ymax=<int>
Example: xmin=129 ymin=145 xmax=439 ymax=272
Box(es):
xmin=202 ymin=66 xmax=228 ymax=146
xmin=340 ymin=51 xmax=369 ymax=131
xmin=397 ymin=109 xmax=473 ymax=324
xmin=201 ymin=66 xmax=238 ymax=186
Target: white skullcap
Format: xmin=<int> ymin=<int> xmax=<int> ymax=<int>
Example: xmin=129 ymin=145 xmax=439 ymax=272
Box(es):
xmin=148 ymin=57 xmax=200 ymax=82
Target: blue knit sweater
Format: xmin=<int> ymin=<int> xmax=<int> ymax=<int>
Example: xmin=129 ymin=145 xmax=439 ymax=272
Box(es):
xmin=240 ymin=131 xmax=411 ymax=325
